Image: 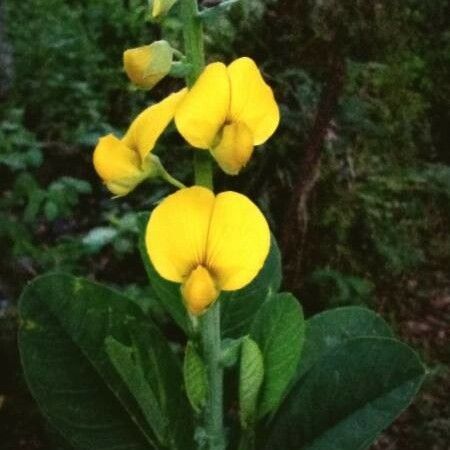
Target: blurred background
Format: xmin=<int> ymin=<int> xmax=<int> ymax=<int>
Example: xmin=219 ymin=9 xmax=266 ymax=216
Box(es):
xmin=0 ymin=0 xmax=449 ymax=448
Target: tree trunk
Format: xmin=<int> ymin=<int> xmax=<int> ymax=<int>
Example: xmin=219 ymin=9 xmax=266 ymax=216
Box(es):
xmin=281 ymin=51 xmax=346 ymax=294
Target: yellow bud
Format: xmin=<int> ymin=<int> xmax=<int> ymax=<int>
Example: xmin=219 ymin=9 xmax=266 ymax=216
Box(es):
xmin=181 ymin=266 xmax=219 ymax=315
xmin=211 ymin=121 xmax=254 ymax=175
xmin=152 ymin=0 xmax=177 ymax=18
xmin=123 ymin=41 xmax=173 ymax=90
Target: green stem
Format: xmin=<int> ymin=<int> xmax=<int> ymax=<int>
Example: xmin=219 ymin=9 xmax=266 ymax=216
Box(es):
xmin=180 ymin=1 xmax=223 ymax=449
xmin=194 ymin=151 xmax=213 ymax=189
xmin=180 ymin=0 xmax=213 ymax=190
xmin=180 ymin=0 xmax=205 ymax=86
xmin=200 ymin=301 xmax=225 ymax=450
xmin=159 ymin=167 xmax=186 ymax=189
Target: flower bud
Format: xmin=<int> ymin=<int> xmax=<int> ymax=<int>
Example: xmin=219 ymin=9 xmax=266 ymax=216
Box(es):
xmin=151 ymin=0 xmax=177 ymax=18
xmin=123 ymin=40 xmax=173 ymax=90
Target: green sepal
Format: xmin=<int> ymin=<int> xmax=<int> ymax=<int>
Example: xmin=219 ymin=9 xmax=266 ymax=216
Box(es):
xmin=169 ymin=61 xmax=193 ymax=78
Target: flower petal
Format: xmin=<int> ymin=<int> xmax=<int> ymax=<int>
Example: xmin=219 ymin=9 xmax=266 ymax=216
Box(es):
xmin=227 ymin=57 xmax=280 ymax=145
xmin=206 ymin=191 xmax=270 ymax=290
xmin=181 ymin=265 xmax=219 ymax=315
xmin=93 ymin=134 xmax=144 ymax=196
xmin=175 ymin=62 xmax=230 ymax=149
xmin=146 ymin=186 xmax=215 ymax=282
xmin=123 ymin=88 xmax=187 ymax=161
xmin=211 ymin=121 xmax=254 ymax=175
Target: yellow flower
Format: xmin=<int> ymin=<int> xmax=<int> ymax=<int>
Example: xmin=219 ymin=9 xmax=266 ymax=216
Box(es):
xmin=146 ymin=186 xmax=270 ymax=314
xmin=123 ymin=41 xmax=173 ymax=90
xmin=152 ymin=0 xmax=177 ymax=18
xmin=93 ymin=89 xmax=186 ymax=196
xmin=175 ymin=57 xmax=280 ymax=175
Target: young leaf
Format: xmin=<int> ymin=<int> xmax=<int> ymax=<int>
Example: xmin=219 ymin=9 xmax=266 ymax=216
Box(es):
xmin=264 ymin=337 xmax=426 ymax=450
xmin=105 ymin=337 xmax=168 ymax=445
xmin=221 ymin=235 xmax=282 ymax=338
xmin=220 ymin=337 xmax=242 ymax=368
xmin=131 ymin=321 xmax=196 ymax=450
xmin=250 ymin=293 xmax=305 ymax=418
xmin=183 ymin=341 xmax=207 ymax=413
xmin=239 ymin=337 xmax=264 ymax=429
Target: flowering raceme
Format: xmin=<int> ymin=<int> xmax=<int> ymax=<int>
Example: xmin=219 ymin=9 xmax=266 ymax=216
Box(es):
xmin=175 ymin=57 xmax=280 ymax=175
xmin=146 ymin=186 xmax=270 ymax=314
xmin=93 ymin=89 xmax=186 ymax=196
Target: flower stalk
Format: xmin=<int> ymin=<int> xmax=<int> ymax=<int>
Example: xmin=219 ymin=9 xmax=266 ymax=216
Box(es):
xmin=180 ymin=1 xmax=224 ymax=448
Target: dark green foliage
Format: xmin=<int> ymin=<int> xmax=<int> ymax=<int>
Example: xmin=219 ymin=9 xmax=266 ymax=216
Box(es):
xmin=265 ymin=338 xmax=425 ymax=450
xmin=19 ymin=273 xmax=195 ymax=450
xmin=261 ymin=307 xmax=425 ymax=450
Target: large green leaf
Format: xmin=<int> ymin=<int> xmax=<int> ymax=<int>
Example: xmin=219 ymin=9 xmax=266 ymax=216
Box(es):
xmin=19 ymin=273 xmax=194 ymax=450
xmin=250 ymin=293 xmax=305 ymax=418
xmin=298 ymin=306 xmax=394 ymax=378
xmin=138 ymin=212 xmax=191 ymax=334
xmin=264 ymin=337 xmax=426 ymax=450
xmin=221 ymin=236 xmax=282 ymax=338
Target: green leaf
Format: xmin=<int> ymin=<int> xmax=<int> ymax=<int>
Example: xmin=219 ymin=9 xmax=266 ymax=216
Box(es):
xmin=221 ymin=236 xmax=282 ymax=338
xmin=105 ymin=337 xmax=167 ymax=445
xmin=137 ymin=212 xmax=191 ymax=333
xmin=107 ymin=323 xmax=195 ymax=450
xmin=44 ymin=200 xmax=59 ymax=221
xmin=265 ymin=337 xmax=426 ymax=450
xmin=183 ymin=341 xmax=207 ymax=413
xmin=239 ymin=337 xmax=264 ymax=429
xmin=19 ymin=273 xmax=195 ymax=450
xmin=220 ymin=337 xmax=242 ymax=368
xmin=250 ymin=293 xmax=305 ymax=418
xmin=298 ymin=306 xmax=394 ymax=379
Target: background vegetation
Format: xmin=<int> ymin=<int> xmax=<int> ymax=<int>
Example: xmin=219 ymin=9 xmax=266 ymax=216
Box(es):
xmin=1 ymin=0 xmax=449 ymax=448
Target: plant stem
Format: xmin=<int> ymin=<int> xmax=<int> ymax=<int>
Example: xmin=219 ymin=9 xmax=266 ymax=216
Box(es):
xmin=200 ymin=301 xmax=225 ymax=450
xmin=194 ymin=151 xmax=213 ymax=189
xmin=180 ymin=0 xmax=214 ymax=190
xmin=180 ymin=0 xmax=205 ymax=86
xmin=159 ymin=166 xmax=186 ymax=189
xmin=180 ymin=1 xmax=223 ymax=448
